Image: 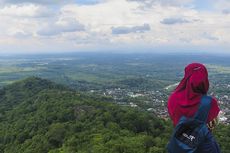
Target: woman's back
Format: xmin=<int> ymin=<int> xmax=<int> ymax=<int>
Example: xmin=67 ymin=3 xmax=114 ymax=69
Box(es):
xmin=167 ymin=63 xmax=221 ymax=153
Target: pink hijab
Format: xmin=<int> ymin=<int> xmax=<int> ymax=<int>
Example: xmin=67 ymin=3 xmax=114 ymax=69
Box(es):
xmin=168 ymin=63 xmax=220 ymax=126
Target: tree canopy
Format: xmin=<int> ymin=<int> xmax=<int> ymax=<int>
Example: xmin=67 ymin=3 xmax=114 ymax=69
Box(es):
xmin=0 ymin=77 xmax=229 ymax=153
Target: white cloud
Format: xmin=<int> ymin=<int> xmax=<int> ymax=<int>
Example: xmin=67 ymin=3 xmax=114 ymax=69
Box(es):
xmin=111 ymin=24 xmax=151 ymax=34
xmin=0 ymin=0 xmax=230 ymax=53
xmin=0 ymin=4 xmax=54 ymax=17
xmin=0 ymin=0 xmax=71 ymax=5
xmin=0 ymin=0 xmax=106 ymax=5
xmin=214 ymin=0 xmax=230 ymax=10
xmin=222 ymin=9 xmax=230 ymax=14
xmin=75 ymin=0 xmax=105 ymax=5
xmin=161 ymin=17 xmax=190 ymax=25
xmin=37 ymin=18 xmax=85 ymax=36
xmin=127 ymin=0 xmax=194 ymax=8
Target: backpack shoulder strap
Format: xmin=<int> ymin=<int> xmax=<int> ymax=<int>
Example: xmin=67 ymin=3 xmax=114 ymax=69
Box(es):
xmin=194 ymin=95 xmax=212 ymax=122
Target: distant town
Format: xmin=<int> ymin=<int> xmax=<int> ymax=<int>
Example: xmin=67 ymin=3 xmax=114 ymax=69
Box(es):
xmin=89 ymin=83 xmax=230 ymax=125
xmin=1 ymin=53 xmax=230 ymax=125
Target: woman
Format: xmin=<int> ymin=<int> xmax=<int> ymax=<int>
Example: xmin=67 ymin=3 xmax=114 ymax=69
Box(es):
xmin=167 ymin=63 xmax=221 ymax=152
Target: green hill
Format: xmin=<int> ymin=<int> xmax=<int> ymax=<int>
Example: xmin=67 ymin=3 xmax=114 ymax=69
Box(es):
xmin=0 ymin=77 xmax=172 ymax=153
xmin=0 ymin=77 xmax=70 ymax=112
xmin=0 ymin=77 xmax=229 ymax=153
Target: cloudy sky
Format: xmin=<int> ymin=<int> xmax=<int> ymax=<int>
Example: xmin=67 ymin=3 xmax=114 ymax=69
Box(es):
xmin=0 ymin=0 xmax=230 ymax=53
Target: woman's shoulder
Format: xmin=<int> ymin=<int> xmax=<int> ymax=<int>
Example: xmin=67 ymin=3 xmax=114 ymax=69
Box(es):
xmin=209 ymin=96 xmax=218 ymax=105
xmin=206 ymin=95 xmax=220 ymax=123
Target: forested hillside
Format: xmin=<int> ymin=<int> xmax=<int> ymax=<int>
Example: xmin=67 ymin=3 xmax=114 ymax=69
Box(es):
xmin=0 ymin=77 xmax=229 ymax=153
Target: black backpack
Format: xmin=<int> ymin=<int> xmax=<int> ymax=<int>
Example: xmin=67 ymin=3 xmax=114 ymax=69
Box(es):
xmin=167 ymin=95 xmax=212 ymax=153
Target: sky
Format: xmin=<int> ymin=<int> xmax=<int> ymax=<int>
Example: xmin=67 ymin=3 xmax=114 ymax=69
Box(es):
xmin=0 ymin=0 xmax=230 ymax=54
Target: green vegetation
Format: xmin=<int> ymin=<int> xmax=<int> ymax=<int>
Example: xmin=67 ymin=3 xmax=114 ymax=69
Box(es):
xmin=1 ymin=53 xmax=230 ymax=94
xmin=0 ymin=53 xmax=186 ymax=89
xmin=214 ymin=124 xmax=230 ymax=153
xmin=0 ymin=76 xmax=229 ymax=152
xmin=0 ymin=77 xmax=172 ymax=153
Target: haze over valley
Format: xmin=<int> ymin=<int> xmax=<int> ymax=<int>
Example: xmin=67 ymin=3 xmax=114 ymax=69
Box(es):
xmin=1 ymin=53 xmax=230 ymax=124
